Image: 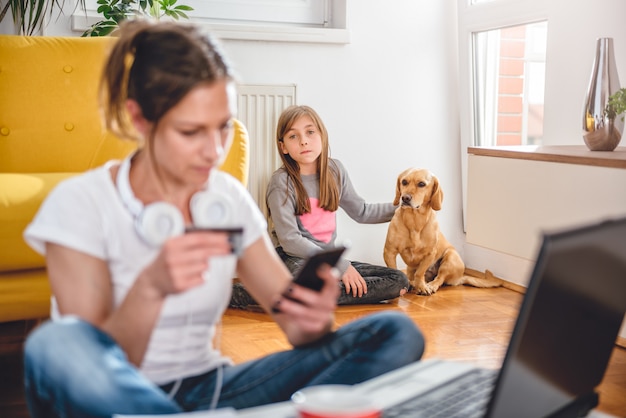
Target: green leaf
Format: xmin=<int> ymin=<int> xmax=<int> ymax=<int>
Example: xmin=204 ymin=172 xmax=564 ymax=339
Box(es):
xmin=81 ymin=19 xmax=118 ymax=37
xmin=3 ymin=0 xmax=86 ymax=35
xmin=79 ymin=0 xmax=192 ymax=36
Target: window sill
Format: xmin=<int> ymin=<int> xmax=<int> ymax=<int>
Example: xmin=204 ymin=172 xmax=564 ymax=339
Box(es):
xmin=468 ymin=145 xmax=626 ymax=169
xmin=71 ymin=13 xmax=350 ymax=44
xmin=198 ymin=22 xmax=350 ymax=44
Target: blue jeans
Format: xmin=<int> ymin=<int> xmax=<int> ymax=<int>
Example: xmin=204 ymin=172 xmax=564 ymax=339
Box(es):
xmin=24 ymin=312 xmax=424 ymax=418
xmin=230 ymin=247 xmax=410 ymax=309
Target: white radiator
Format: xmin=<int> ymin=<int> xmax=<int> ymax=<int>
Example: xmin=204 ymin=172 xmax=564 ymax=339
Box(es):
xmin=237 ymin=84 xmax=297 ymax=217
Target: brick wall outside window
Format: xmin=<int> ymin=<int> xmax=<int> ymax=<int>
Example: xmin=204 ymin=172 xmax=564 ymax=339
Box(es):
xmin=497 ymin=26 xmax=526 ymax=145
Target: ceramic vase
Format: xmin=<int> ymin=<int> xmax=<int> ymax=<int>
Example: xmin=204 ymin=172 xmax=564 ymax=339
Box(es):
xmin=582 ymin=37 xmax=623 ymax=151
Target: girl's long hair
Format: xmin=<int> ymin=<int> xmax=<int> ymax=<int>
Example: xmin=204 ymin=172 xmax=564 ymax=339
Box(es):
xmin=275 ymin=105 xmax=339 ymax=215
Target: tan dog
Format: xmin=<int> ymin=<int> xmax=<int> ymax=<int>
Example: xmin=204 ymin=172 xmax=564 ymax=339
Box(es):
xmin=384 ymin=168 xmax=502 ymax=295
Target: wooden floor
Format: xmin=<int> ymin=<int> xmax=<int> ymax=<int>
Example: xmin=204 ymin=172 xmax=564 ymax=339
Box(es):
xmin=1 ymin=285 xmax=625 ymax=417
xmin=0 ymin=319 xmax=38 ymax=418
xmin=219 ymin=285 xmax=626 ymax=418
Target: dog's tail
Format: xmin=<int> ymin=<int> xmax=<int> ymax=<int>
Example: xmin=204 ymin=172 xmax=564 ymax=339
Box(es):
xmin=461 ymin=269 xmax=504 ymax=288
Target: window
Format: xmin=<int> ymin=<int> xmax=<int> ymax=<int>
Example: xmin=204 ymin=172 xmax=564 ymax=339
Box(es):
xmin=473 ymin=21 xmax=547 ymax=146
xmin=188 ymin=0 xmax=329 ymax=27
xmin=72 ymin=0 xmax=348 ymax=43
xmin=458 ymin=0 xmax=549 ymax=148
xmin=457 ymin=0 xmax=549 ymax=228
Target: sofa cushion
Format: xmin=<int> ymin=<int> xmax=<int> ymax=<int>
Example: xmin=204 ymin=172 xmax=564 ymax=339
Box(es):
xmin=220 ymin=119 xmax=250 ymax=187
xmin=0 ymin=36 xmax=122 ymax=173
xmin=0 ymin=269 xmax=51 ymax=321
xmin=0 ymin=172 xmax=79 ymax=271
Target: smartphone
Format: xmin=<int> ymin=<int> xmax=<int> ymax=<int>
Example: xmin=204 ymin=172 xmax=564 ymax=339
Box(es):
xmin=292 ymin=246 xmax=346 ymax=291
xmin=185 ymin=226 xmax=244 ymax=256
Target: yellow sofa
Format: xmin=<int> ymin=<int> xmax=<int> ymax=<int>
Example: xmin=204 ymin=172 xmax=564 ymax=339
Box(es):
xmin=0 ymin=35 xmax=249 ymax=323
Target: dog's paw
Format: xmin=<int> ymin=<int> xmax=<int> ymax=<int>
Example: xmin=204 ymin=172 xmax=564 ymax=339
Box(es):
xmin=414 ymin=283 xmax=434 ymax=296
xmin=413 ymin=281 xmax=442 ymax=296
xmin=426 ymin=282 xmax=441 ymax=294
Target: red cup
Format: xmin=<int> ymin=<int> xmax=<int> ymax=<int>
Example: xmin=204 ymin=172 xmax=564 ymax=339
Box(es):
xmin=291 ymin=385 xmax=381 ymax=418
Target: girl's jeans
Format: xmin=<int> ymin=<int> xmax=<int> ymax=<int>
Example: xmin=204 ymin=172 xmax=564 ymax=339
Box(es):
xmin=24 ymin=311 xmax=424 ymax=418
xmin=230 ymin=247 xmax=410 ymax=309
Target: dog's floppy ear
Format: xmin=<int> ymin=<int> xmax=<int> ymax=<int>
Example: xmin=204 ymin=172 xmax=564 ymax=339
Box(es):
xmin=394 ymin=176 xmax=402 ymax=205
xmin=394 ymin=168 xmax=412 ymax=205
xmin=430 ymin=175 xmax=444 ymax=211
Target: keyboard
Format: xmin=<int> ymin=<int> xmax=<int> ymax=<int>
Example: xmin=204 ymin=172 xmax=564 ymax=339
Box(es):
xmin=383 ymin=368 xmax=498 ymax=418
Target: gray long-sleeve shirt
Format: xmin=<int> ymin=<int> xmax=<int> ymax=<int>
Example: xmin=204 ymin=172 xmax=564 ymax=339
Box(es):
xmin=266 ymin=158 xmax=395 ymax=273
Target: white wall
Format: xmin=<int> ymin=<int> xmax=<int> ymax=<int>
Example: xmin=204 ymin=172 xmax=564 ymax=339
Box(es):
xmin=3 ymin=0 xmax=625 ymax=275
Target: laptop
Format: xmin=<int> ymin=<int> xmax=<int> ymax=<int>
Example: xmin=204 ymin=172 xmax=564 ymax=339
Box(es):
xmin=236 ymin=216 xmax=626 ymax=418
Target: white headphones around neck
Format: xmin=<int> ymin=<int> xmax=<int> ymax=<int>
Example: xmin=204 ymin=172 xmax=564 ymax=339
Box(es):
xmin=116 ymin=154 xmax=235 ymax=247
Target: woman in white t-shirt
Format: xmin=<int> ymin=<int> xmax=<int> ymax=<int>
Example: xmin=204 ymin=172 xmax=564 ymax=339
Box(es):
xmin=22 ymin=20 xmax=425 ymax=418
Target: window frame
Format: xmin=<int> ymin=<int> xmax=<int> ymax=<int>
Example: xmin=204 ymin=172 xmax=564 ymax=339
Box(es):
xmin=70 ymin=0 xmax=349 ymax=44
xmin=457 ymin=0 xmax=549 ymax=230
xmin=188 ymin=0 xmax=328 ymax=26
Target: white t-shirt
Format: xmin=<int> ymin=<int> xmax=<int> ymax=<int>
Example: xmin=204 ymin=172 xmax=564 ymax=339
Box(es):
xmin=24 ymin=159 xmax=267 ymax=384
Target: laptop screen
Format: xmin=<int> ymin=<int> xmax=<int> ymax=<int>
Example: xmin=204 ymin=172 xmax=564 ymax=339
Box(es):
xmin=487 ymin=217 xmax=626 ymax=418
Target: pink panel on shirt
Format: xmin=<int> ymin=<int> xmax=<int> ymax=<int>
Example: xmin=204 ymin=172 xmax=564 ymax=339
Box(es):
xmin=299 ymin=198 xmax=335 ymax=243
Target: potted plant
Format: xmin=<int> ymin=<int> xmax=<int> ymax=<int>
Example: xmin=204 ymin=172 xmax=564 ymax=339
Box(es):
xmin=82 ymin=0 xmax=192 ymax=37
xmin=605 ymin=88 xmax=626 ymax=122
xmin=586 ymin=87 xmax=626 ymax=151
xmin=0 ymin=0 xmax=85 ymax=35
